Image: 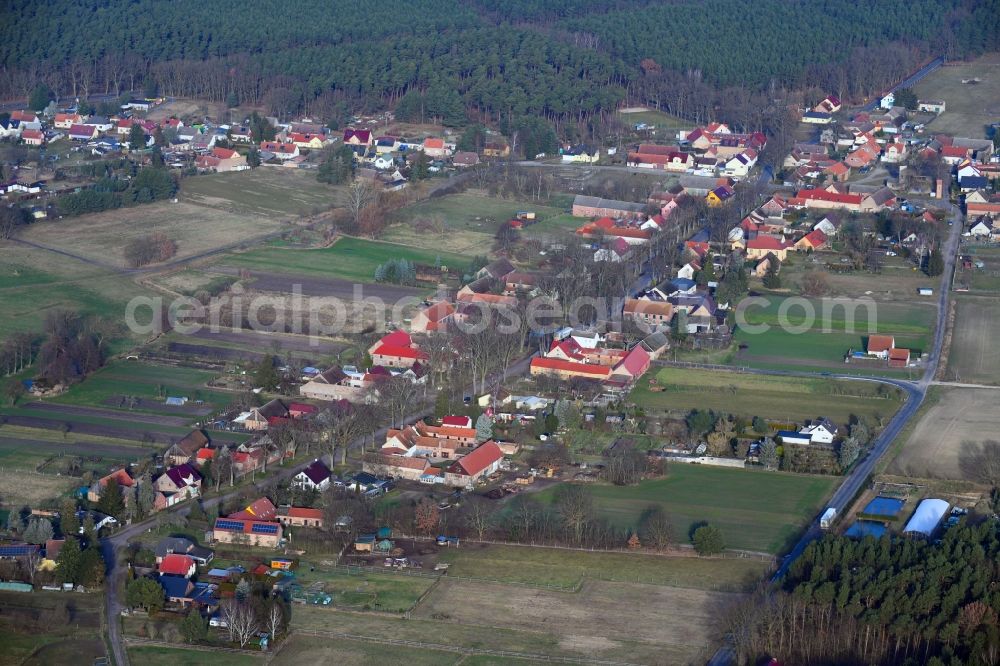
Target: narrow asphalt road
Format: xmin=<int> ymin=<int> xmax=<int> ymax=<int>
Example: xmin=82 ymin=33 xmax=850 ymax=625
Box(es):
xmin=708 ymin=201 xmax=962 ymax=665
xmin=101 ymin=354 xmax=533 ymax=666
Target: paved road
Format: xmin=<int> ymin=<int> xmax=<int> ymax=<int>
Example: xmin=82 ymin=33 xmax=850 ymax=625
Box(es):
xmin=860 ymin=56 xmax=945 ymax=112
xmin=706 ymin=201 xmax=962 ymax=665
xmin=100 ymin=353 xmax=533 ymax=666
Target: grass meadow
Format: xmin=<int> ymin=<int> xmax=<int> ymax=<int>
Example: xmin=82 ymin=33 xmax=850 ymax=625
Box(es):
xmin=632 ymin=367 xmax=904 ymax=424
xmin=537 ymin=465 xmax=836 ymax=553
xmin=223 ymin=236 xmax=474 ymax=283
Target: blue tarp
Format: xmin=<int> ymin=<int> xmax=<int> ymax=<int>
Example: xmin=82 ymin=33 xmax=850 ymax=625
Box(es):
xmin=862 ymin=496 xmax=905 ymax=518
xmin=845 ymin=520 xmax=887 ymax=539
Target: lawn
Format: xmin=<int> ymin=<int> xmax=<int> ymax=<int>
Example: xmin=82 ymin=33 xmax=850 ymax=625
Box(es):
xmin=223 ymin=236 xmax=475 ymax=283
xmin=777 ymin=254 xmax=936 ymax=299
xmin=435 ymin=544 xmax=768 ymax=591
xmin=537 ymin=465 xmax=837 ymax=553
xmin=181 ymin=168 xmax=345 ymax=217
xmin=298 ymin=565 xmax=436 ymax=613
xmin=617 ymin=107 xmax=694 ymax=133
xmin=632 ymin=367 xmax=904 ymax=424
xmin=127 ymin=645 xmax=263 ymax=666
xmin=0 ymin=470 xmax=77 ymax=508
xmin=956 ymin=246 xmax=1000 ymax=294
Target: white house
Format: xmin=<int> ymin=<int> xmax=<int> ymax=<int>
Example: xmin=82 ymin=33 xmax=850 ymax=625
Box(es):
xmin=879 ymin=92 xmax=895 ymax=109
xmin=957 ymin=164 xmax=982 ymax=181
xmin=293 ymin=459 xmax=332 ymax=492
xmin=970 ymin=217 xmax=994 ymax=237
xmin=799 ymin=418 xmax=838 ymax=444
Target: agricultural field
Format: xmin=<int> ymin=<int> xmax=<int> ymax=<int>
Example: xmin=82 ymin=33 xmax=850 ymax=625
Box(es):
xmin=127 ymin=645 xmax=263 ymax=666
xmin=413 ymin=578 xmax=733 ymax=665
xmin=222 ymin=236 xmax=474 ymax=284
xmin=435 ymin=544 xmax=769 ymax=591
xmin=24 ymin=200 xmax=287 ymax=268
xmin=946 ymin=296 xmax=1000 ymax=384
xmin=732 ymin=294 xmax=934 ymax=372
xmin=888 ymin=387 xmax=1000 ymax=480
xmin=912 ymin=53 xmax=1000 ymax=137
xmin=632 ymin=367 xmax=904 ymax=424
xmin=0 ymin=590 xmax=105 ymax=666
xmin=180 ymin=168 xmax=344 ymax=218
xmin=538 ymin=465 xmax=837 ymax=553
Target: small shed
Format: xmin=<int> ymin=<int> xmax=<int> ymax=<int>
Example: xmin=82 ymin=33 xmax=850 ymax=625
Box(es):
xmin=374 ymin=539 xmax=394 ymax=553
xmin=354 ymin=534 xmax=376 ymax=552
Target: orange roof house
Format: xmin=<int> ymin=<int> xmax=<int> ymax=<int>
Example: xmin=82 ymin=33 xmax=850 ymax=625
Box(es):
xmin=795 ymin=229 xmax=828 ymax=251
xmin=888 ymin=347 xmax=911 ymax=368
xmin=866 ymin=335 xmax=895 ymax=359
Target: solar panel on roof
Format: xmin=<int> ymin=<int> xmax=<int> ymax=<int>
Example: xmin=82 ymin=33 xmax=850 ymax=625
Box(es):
xmin=251 ymin=523 xmax=279 ymax=535
xmin=0 ymin=545 xmax=36 ymax=556
xmin=215 ymin=519 xmax=244 ymax=531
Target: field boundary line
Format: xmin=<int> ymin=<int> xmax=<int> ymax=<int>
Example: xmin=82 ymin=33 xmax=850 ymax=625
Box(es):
xmin=289 ymin=628 xmax=642 ymax=665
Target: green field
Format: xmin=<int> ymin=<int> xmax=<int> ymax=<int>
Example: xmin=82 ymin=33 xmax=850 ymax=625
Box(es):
xmin=300 ymin=566 xmax=435 ymax=612
xmin=127 ymin=645 xmax=263 ymax=666
xmin=946 ymin=295 xmax=1000 ymax=384
xmin=733 ymin=294 xmax=934 ymax=371
xmin=384 ymin=192 xmax=575 ymax=253
xmin=49 ymin=360 xmax=230 ymax=412
xmin=181 ymin=168 xmax=344 ymax=217
xmin=538 ymin=465 xmax=836 ymax=553
xmin=632 ymin=367 xmax=903 ymax=424
xmin=0 ymin=245 xmax=152 ymax=342
xmin=435 ymin=544 xmax=768 ymax=591
xmin=224 ymin=236 xmax=475 ymax=283
xmin=273 ymin=634 xmax=469 ymax=666
xmin=618 ymin=108 xmax=693 ymax=132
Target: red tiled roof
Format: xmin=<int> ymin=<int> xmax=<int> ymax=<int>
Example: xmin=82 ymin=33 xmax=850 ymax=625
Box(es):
xmin=230 ymin=497 xmax=277 ymax=521
xmin=100 ymin=468 xmax=135 ymax=488
xmin=530 ymin=357 xmax=612 ymax=377
xmin=451 ymin=441 xmax=503 ymax=476
xmin=441 ymin=415 xmax=473 ymax=427
xmin=424 ymin=138 xmax=445 ymax=149
xmin=159 ymin=553 xmax=195 ymax=576
xmin=380 ymin=330 xmax=412 ymax=347
xmin=283 ymin=507 xmax=323 ymax=520
xmin=371 ymin=344 xmax=429 ymax=361
xmin=616 ymin=346 xmax=651 ymax=377
xmin=867 ymin=335 xmax=894 ymax=353
xmin=801 ymin=229 xmax=828 ymax=247
xmin=21 ymin=129 xmax=44 ymax=140
xmin=797 ymin=189 xmax=863 ymax=205
xmin=196 ymin=447 xmax=215 ymax=461
xmin=747 ymin=236 xmax=788 ymax=251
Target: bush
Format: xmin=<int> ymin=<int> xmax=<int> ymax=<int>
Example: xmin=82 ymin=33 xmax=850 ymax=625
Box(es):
xmin=691 ymin=524 xmax=725 ymax=555
xmin=124 ymin=232 xmax=177 ymax=267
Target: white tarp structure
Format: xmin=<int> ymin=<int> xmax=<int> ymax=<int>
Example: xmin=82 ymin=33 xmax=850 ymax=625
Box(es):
xmin=903 ymin=499 xmax=949 ymax=536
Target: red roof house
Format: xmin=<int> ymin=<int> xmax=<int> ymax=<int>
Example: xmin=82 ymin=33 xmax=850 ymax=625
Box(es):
xmin=159 ymin=553 xmax=197 ymax=578
xmin=447 ymin=441 xmax=503 ymax=482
